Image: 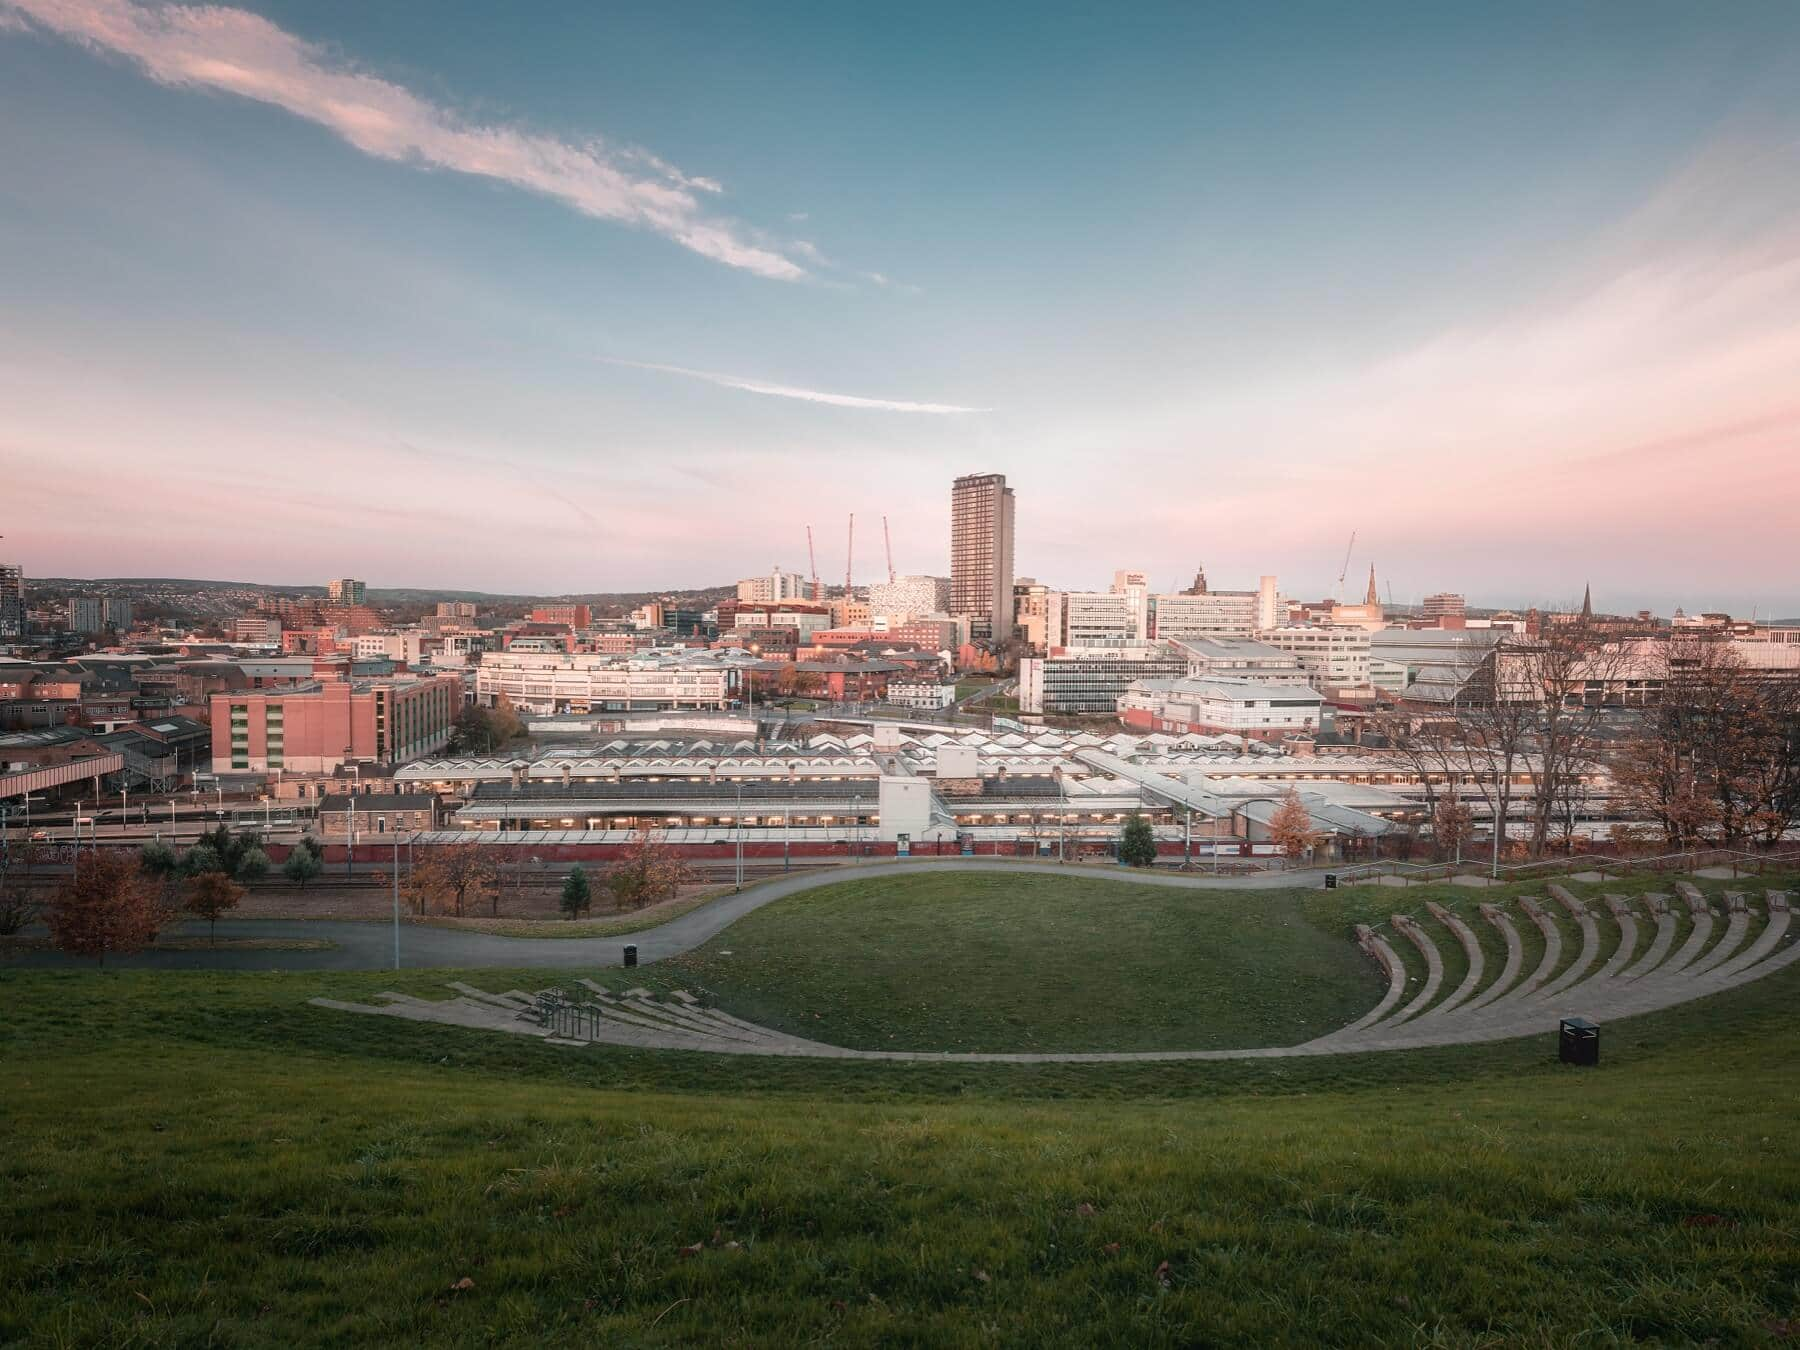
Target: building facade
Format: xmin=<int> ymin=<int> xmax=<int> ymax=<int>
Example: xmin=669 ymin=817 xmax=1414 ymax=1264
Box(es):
xmin=737 ymin=568 xmax=811 ymax=604
xmin=1422 ymin=592 xmax=1467 ymax=620
xmin=327 ymin=578 xmax=366 ymax=605
xmin=475 ymin=651 xmax=734 ymax=715
xmin=1259 ymin=626 xmax=1373 ymax=692
xmin=209 ymin=673 xmax=462 ymax=774
xmin=1117 ymin=677 xmax=1325 ymax=741
xmin=950 ymin=472 xmax=1015 ymax=640
xmin=1019 ymin=647 xmax=1189 ymax=715
xmin=868 ymin=574 xmax=951 ymax=620
xmin=0 ymin=562 xmax=22 ymax=638
xmin=1150 ymin=590 xmax=1259 ymax=640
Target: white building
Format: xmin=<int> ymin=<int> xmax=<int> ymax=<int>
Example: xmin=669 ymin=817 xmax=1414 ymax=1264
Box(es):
xmin=889 ymin=680 xmax=957 ymax=710
xmin=1060 ymin=590 xmax=1145 ymax=648
xmin=868 ymin=574 xmax=951 ymax=621
xmin=1117 ymin=676 xmax=1325 ymax=741
xmin=475 ymin=651 xmax=736 ymax=714
xmin=1168 ymin=637 xmax=1311 ymax=685
xmin=1259 ymin=625 xmax=1372 ymax=692
xmin=1151 ymin=591 xmax=1259 ymax=640
xmin=353 ymin=630 xmax=427 ymax=666
xmin=1020 ymin=646 xmax=1190 ymax=714
xmin=737 ymin=568 xmax=811 ymax=604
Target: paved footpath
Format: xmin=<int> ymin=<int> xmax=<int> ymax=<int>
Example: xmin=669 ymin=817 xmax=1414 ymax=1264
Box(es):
xmin=3 ymin=859 xmax=1315 ymax=973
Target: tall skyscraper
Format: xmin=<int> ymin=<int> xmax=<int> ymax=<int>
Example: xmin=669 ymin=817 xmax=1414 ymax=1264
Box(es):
xmin=327 ymin=577 xmax=366 ymax=605
xmin=950 ymin=472 xmax=1015 ymax=640
xmin=0 ymin=562 xmax=22 ymax=638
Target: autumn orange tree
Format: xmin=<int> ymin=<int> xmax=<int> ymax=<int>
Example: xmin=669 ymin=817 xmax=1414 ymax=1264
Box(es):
xmin=607 ymin=831 xmax=691 ymax=911
xmin=183 ymin=870 xmax=246 ymax=946
xmin=1269 ymin=789 xmax=1320 ymax=864
xmin=405 ymin=841 xmax=501 ymax=917
xmin=45 ymin=851 xmax=163 ymax=966
xmin=1431 ymin=798 xmax=1475 ymax=862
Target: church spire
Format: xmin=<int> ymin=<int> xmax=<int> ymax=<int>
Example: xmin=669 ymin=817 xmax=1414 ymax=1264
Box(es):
xmin=1581 ymin=583 xmax=1592 ymax=619
xmin=1365 ymin=564 xmax=1379 ymax=607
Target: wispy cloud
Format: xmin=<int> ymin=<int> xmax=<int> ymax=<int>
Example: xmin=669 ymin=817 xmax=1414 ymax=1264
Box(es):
xmin=603 ymin=359 xmax=990 ymax=414
xmin=2 ymin=0 xmax=807 ymax=279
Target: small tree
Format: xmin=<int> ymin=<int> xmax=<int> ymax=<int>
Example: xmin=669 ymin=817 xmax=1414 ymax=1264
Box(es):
xmin=181 ymin=844 xmax=224 ymax=876
xmin=1431 ymin=799 xmax=1475 ymax=862
xmin=1270 ymin=789 xmax=1321 ymax=864
xmin=183 ymin=870 xmax=245 ymax=946
xmin=0 ymin=840 xmax=43 ymax=936
xmin=236 ymin=846 xmax=271 ymax=883
xmin=139 ymin=839 xmax=180 ymax=878
xmin=1118 ymin=812 xmax=1158 ymax=867
xmin=560 ymin=864 xmax=592 ymax=920
xmin=607 ymin=832 xmax=691 ymax=911
xmin=45 ymin=851 xmax=162 ymax=965
xmin=282 ymin=846 xmax=324 ymax=889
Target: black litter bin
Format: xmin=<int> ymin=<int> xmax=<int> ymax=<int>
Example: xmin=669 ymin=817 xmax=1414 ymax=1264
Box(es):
xmin=1324 ymin=873 xmax=1338 ymax=889
xmin=1559 ymin=1016 xmax=1599 ymax=1066
xmin=623 ymin=944 xmax=638 ymax=969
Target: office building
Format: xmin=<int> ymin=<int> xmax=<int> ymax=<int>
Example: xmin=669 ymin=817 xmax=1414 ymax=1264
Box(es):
xmin=1259 ymin=625 xmax=1373 ymax=692
xmin=950 ymin=472 xmax=1015 ymax=639
xmin=1059 ymin=590 xmax=1146 ymax=648
xmin=436 ymin=601 xmax=478 ymax=620
xmin=869 ymin=574 xmax=951 ymax=620
xmin=1150 ymin=590 xmax=1259 ymax=640
xmin=737 ymin=568 xmax=811 ymax=604
xmin=327 ymin=578 xmax=366 ymax=605
xmin=1423 ymin=592 xmax=1467 ymax=620
xmin=210 ymin=672 xmax=462 ymax=773
xmin=474 ymin=650 xmax=737 ymax=715
xmin=1019 ymin=647 xmax=1189 ymax=715
xmin=1167 ymin=637 xmax=1311 ymax=685
xmin=68 ymin=594 xmax=131 ymax=634
xmin=0 ymin=562 xmax=24 ymax=637
xmin=1117 ymin=676 xmax=1325 ymax=741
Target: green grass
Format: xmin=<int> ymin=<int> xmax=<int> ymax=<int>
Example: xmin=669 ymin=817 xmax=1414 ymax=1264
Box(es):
xmin=407 ymin=888 xmax=734 ymax=939
xmin=661 ymin=872 xmax=1380 ymax=1051
xmin=4 ymin=956 xmax=1800 ymax=1345
xmin=5 ymin=871 xmax=1800 ymax=1344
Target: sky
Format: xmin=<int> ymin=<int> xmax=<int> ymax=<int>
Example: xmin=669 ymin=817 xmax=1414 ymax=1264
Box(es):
xmin=3 ymin=0 xmax=1799 ymax=615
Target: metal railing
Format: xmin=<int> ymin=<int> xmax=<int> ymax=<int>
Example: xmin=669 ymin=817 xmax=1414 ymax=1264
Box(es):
xmin=1334 ymin=846 xmax=1800 ymax=886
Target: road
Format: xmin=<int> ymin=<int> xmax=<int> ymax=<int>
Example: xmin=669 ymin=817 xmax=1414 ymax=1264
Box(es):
xmin=4 ymin=858 xmax=1319 ymax=973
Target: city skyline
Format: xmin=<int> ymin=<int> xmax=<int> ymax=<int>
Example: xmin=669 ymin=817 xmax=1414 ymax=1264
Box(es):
xmin=4 ymin=1 xmax=1800 ymax=614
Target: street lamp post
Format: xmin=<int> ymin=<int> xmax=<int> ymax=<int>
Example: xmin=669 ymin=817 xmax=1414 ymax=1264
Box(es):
xmin=392 ymin=829 xmax=403 ymax=970
xmin=734 ymin=779 xmax=744 ymax=891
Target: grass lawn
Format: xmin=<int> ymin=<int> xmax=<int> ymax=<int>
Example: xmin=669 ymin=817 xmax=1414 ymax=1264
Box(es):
xmin=662 ymin=872 xmax=1381 ymax=1051
xmin=5 ymin=954 xmax=1800 ymax=1345
xmin=6 ymin=871 xmax=1800 ymax=1344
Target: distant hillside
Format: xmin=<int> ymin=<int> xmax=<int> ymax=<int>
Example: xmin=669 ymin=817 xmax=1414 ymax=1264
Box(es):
xmin=25 ymin=578 xmax=736 ymax=606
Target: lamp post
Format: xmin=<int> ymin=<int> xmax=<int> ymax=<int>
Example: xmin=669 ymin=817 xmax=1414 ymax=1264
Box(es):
xmin=392 ymin=828 xmax=403 ymax=970
xmin=734 ymin=779 xmax=744 ymax=891
xmin=852 ymin=791 xmax=861 ymax=859
xmin=1055 ymin=768 xmax=1067 ymax=864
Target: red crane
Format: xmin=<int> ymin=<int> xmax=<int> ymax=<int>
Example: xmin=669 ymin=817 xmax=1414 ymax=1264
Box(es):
xmin=806 ymin=524 xmax=820 ymax=601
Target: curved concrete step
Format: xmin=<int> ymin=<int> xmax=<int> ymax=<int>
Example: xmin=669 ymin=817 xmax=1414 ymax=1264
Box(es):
xmin=1421 ymin=902 xmax=1484 ymax=1017
xmin=1596 ymin=896 xmax=1639 ymax=981
xmin=1307 ymin=926 xmax=1408 ymax=1042
xmin=1382 ymin=914 xmax=1445 ymax=1027
xmin=1457 ymin=904 xmax=1524 ymax=1013
xmin=1533 ymin=894 xmax=1601 ymax=1002
xmin=1621 ymin=896 xmax=1677 ymax=979
xmin=1685 ymin=903 xmax=1751 ymax=980
xmin=1705 ymin=897 xmax=1789 ymax=983
xmin=1516 ymin=898 xmax=1562 ymax=995
xmin=1657 ymin=908 xmax=1715 ymax=979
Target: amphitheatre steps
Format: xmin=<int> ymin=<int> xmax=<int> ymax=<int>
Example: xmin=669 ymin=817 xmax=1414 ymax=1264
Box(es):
xmin=311 ymin=877 xmax=1800 ymax=1064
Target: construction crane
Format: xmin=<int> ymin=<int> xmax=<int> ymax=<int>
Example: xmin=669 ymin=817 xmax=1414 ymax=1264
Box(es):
xmin=805 ymin=525 xmax=820 ymax=601
xmin=1336 ymin=530 xmax=1357 ymax=600
xmin=844 ymin=514 xmax=855 ymax=598
xmin=882 ymin=515 xmax=896 ymax=584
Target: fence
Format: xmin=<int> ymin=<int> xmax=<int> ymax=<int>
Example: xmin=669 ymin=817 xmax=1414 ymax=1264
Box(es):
xmin=1334 ymin=846 xmax=1800 ymax=886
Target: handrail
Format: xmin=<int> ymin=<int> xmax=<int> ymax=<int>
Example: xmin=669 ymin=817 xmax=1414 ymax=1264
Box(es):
xmin=1335 ymin=846 xmax=1800 ymax=886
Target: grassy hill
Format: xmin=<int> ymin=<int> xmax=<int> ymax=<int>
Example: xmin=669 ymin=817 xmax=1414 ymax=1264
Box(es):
xmin=5 ymin=872 xmax=1800 ymax=1344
